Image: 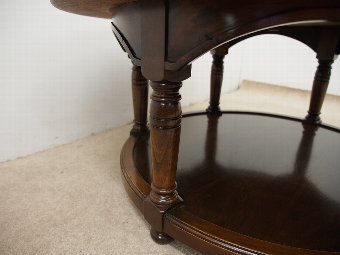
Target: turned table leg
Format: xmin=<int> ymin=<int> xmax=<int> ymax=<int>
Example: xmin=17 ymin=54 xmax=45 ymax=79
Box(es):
xmin=305 ymin=28 xmax=339 ymax=124
xmin=305 ymin=58 xmax=336 ymax=124
xmin=130 ymin=64 xmax=149 ymax=136
xmin=207 ymin=53 xmax=226 ymax=114
xmin=143 ymin=80 xmax=182 ymax=243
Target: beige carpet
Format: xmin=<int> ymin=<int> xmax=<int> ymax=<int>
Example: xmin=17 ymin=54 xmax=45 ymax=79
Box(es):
xmin=1 ymin=81 xmax=339 ymax=255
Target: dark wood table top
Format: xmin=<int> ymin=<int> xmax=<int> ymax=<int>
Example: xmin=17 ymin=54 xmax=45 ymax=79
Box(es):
xmin=51 ymin=0 xmax=340 ymax=20
xmin=51 ymin=0 xmax=136 ymax=18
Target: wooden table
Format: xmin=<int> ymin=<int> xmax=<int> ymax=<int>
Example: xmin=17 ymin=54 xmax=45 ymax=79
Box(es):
xmin=51 ymin=1 xmax=340 ymax=254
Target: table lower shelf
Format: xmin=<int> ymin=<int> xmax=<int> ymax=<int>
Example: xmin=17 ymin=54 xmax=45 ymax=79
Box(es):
xmin=120 ymin=111 xmax=340 ymax=255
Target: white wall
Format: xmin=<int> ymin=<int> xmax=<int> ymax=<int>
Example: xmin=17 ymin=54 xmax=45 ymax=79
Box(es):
xmin=0 ymin=0 xmax=243 ymax=162
xmin=240 ymin=34 xmax=340 ymax=96
xmin=1 ymin=1 xmax=131 ymax=162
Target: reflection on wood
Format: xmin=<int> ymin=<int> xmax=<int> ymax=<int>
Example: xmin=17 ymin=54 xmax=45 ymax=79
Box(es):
xmin=134 ymin=113 xmax=340 ymax=252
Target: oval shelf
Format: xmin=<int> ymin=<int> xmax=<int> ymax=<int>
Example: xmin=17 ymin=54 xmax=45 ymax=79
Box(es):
xmin=121 ymin=112 xmax=340 ymax=255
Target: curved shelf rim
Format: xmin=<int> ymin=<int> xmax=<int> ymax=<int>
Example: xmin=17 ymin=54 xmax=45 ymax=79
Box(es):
xmin=120 ymin=111 xmax=340 ymax=255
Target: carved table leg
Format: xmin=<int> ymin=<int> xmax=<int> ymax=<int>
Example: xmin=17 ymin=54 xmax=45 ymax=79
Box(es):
xmin=143 ymin=80 xmax=182 ymax=244
xmin=206 ymin=53 xmax=225 ymax=114
xmin=305 ymin=28 xmax=339 ymax=124
xmin=305 ymin=59 xmax=335 ymax=124
xmin=130 ymin=64 xmax=149 ymax=136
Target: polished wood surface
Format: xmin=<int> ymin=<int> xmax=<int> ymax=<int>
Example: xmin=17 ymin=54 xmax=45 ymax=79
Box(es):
xmin=126 ymin=112 xmax=340 ymax=254
xmin=143 ymin=80 xmax=183 ymax=243
xmin=50 ymin=0 xmax=136 ymax=18
xmin=165 ymin=1 xmax=340 ymax=67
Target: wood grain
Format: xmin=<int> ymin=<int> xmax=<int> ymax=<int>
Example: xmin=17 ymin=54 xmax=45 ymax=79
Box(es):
xmin=51 ymin=0 xmax=136 ymax=18
xmin=123 ymin=112 xmax=340 ymax=255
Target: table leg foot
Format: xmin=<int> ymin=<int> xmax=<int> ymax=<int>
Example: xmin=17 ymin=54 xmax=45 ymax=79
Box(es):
xmin=150 ymin=228 xmax=173 ymax=244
